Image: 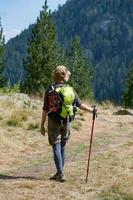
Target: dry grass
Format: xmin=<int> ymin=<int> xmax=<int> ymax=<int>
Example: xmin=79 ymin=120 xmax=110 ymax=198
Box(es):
xmin=0 ymin=115 xmax=3 ymax=120
xmin=4 ymin=110 xmax=30 ymax=127
xmin=100 ymin=100 xmax=116 ymax=110
xmin=0 ymin=95 xmax=133 ymax=200
xmin=71 ymin=120 xmax=82 ymax=131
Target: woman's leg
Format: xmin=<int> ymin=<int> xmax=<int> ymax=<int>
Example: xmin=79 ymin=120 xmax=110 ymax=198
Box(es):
xmin=52 ymin=142 xmax=63 ymax=175
xmin=61 ymin=141 xmax=66 ymax=169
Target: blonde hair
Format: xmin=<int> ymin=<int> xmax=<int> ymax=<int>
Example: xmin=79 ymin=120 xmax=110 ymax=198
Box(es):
xmin=53 ymin=65 xmax=71 ymax=83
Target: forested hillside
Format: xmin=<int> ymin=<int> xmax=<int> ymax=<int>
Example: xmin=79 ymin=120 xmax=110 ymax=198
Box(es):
xmin=4 ymin=0 xmax=133 ymax=102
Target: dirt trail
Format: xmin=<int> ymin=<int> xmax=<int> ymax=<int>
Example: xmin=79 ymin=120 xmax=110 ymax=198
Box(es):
xmin=0 ymin=99 xmax=133 ymax=200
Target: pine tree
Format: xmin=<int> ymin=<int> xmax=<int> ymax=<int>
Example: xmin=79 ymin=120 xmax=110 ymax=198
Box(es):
xmin=122 ymin=63 xmax=133 ymax=108
xmin=0 ymin=18 xmax=5 ymax=87
xmin=23 ymin=0 xmax=59 ymax=94
xmin=66 ymin=36 xmax=93 ymax=99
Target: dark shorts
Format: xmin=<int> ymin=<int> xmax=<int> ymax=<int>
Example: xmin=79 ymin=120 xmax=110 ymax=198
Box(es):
xmin=48 ymin=117 xmax=70 ymax=145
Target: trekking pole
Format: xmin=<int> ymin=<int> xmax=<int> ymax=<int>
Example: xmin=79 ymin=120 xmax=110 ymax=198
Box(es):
xmin=85 ymin=105 xmax=97 ymax=183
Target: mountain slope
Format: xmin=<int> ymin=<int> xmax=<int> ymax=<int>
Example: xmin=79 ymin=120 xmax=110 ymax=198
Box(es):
xmin=53 ymin=0 xmax=133 ymax=102
xmin=4 ymin=25 xmax=33 ymax=84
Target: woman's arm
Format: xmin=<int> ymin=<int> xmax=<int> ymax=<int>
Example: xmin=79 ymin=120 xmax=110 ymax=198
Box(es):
xmin=40 ymin=110 xmax=47 ymax=136
xmin=79 ymin=103 xmax=93 ymax=113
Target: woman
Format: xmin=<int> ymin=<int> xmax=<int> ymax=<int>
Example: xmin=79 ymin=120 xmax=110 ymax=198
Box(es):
xmin=40 ymin=65 xmax=94 ymax=182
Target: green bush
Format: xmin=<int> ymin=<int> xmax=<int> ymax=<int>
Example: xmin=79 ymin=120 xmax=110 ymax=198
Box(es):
xmin=0 ymin=83 xmax=20 ymax=94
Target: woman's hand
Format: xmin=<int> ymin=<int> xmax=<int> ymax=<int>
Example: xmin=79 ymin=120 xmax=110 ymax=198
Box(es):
xmin=40 ymin=126 xmax=45 ymax=136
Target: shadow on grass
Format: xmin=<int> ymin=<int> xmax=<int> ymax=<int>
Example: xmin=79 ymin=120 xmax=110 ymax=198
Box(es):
xmin=0 ymin=174 xmax=41 ymax=180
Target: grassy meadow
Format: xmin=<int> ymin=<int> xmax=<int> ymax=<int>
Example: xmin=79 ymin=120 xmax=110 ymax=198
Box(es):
xmin=0 ymin=94 xmax=133 ymax=200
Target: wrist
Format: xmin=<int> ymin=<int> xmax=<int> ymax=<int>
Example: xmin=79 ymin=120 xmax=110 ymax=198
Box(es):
xmin=88 ymin=107 xmax=93 ymax=112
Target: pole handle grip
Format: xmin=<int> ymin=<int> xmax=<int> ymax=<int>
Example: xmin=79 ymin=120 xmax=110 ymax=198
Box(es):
xmin=92 ymin=105 xmax=97 ymax=120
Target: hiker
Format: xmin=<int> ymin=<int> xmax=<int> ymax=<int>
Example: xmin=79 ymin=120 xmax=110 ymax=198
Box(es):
xmin=40 ymin=65 xmax=95 ymax=182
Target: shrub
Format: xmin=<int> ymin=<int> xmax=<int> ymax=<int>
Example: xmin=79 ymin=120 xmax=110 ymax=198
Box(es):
xmin=5 ymin=110 xmax=29 ymax=127
xmin=0 ymin=83 xmax=20 ymax=95
xmin=6 ymin=117 xmax=22 ymax=127
xmin=27 ymin=123 xmax=39 ymax=130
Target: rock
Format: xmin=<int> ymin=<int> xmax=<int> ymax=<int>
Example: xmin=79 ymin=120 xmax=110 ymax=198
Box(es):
xmin=113 ymin=109 xmax=133 ymax=116
xmin=0 ymin=93 xmax=38 ymax=109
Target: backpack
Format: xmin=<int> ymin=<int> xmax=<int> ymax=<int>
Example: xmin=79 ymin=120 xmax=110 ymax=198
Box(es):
xmin=47 ymin=84 xmax=76 ymax=123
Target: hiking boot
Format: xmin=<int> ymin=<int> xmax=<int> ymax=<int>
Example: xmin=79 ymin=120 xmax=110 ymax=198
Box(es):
xmin=49 ymin=173 xmax=59 ymax=180
xmin=56 ymin=173 xmax=66 ymax=182
xmin=49 ymin=173 xmax=66 ymax=182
